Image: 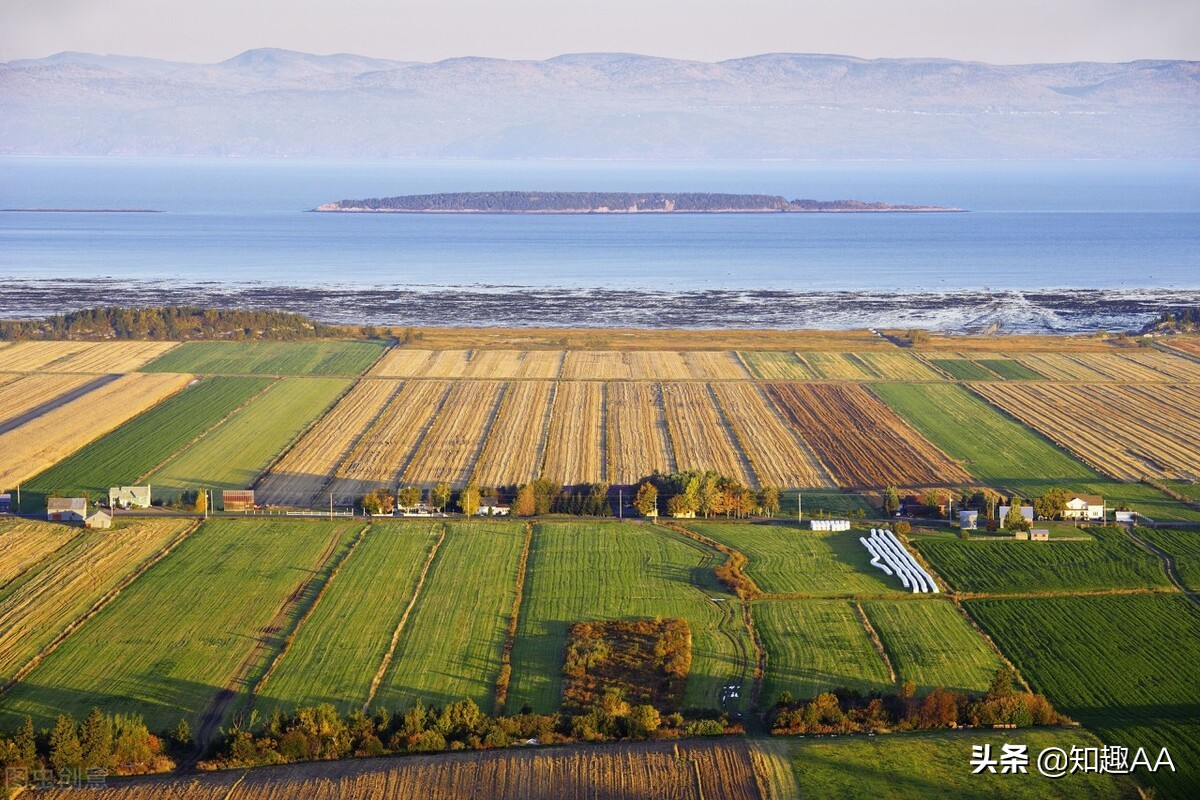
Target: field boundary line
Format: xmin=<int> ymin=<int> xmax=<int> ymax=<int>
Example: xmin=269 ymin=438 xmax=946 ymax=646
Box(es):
xmin=363 ymin=524 xmax=447 ymax=712
xmin=249 ymin=376 xmax=363 ymax=491
xmin=245 ymin=522 xmax=372 ymax=709
xmin=652 ymin=382 xmax=679 ymax=473
xmin=493 ymin=521 xmax=533 ymax=715
xmin=536 ymin=381 xmax=561 ymax=477
xmin=949 ymin=598 xmax=1032 ymax=693
xmin=393 ymin=382 xmax=454 ymax=486
xmin=135 ymin=377 xmax=280 ymax=484
xmin=743 ymin=601 xmax=766 ymax=717
xmin=0 ymin=519 xmax=202 ymax=697
xmin=1123 ymin=528 xmax=1200 ymax=609
xmin=732 ymin=351 xmax=757 ymax=379
xmin=853 ymin=601 xmax=898 ymax=686
xmin=308 ymin=379 xmax=408 ymax=504
xmin=707 ymin=383 xmax=762 ymax=489
xmin=464 ymin=382 xmax=510 ymax=487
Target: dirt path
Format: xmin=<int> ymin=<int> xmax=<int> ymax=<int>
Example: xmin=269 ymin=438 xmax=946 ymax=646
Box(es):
xmin=1124 ymin=527 xmax=1200 ymax=610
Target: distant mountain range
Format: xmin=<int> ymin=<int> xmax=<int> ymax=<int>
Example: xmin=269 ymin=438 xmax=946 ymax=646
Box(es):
xmin=1 ymin=48 xmax=1196 ymax=159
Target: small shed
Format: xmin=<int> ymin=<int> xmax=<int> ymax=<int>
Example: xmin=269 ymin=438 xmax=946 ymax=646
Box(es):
xmin=0 ymin=493 xmax=11 ymax=513
xmin=1014 ymin=531 xmax=1030 ymax=540
xmin=47 ymin=497 xmax=87 ymax=523
xmin=223 ymin=490 xmax=256 ymax=512
xmin=1115 ymin=510 xmax=1136 ymax=524
xmin=477 ymin=503 xmax=511 ymax=516
xmin=1030 ymin=529 xmax=1050 ymax=541
xmin=959 ymin=510 xmax=979 ymax=530
xmin=109 ymin=486 xmax=151 ymax=509
xmin=85 ymin=510 xmax=113 ymax=529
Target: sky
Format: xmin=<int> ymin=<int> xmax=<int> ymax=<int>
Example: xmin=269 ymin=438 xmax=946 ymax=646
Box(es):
xmin=2 ymin=0 xmax=1198 ymax=64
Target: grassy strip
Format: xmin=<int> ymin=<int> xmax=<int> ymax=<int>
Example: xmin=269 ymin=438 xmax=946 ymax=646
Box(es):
xmin=494 ymin=521 xmax=534 ymax=715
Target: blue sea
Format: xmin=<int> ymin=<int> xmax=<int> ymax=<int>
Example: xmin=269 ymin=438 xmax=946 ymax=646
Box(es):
xmin=1 ymin=157 xmax=1197 ymax=332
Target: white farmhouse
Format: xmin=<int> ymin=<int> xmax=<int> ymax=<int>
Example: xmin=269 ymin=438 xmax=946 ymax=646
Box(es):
xmin=1063 ymin=494 xmax=1105 ymax=522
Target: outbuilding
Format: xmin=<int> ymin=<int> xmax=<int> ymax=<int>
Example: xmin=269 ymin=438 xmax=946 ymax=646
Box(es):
xmin=47 ymin=497 xmax=87 ymax=523
xmin=85 ymin=510 xmax=113 ymax=529
xmin=959 ymin=509 xmax=979 ymax=530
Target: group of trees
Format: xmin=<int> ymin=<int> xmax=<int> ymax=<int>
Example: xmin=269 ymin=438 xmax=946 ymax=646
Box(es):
xmin=770 ymin=668 xmax=1067 ymax=736
xmin=0 ymin=710 xmax=178 ymax=787
xmin=641 ymin=471 xmax=780 ymax=519
xmin=360 ymin=483 xmax=454 ymax=516
xmin=205 ymin=698 xmax=739 ymax=770
xmin=0 ymin=306 xmax=345 ymax=341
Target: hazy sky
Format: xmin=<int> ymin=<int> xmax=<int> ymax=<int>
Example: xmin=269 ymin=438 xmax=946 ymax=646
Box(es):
xmin=3 ymin=0 xmax=1197 ymax=64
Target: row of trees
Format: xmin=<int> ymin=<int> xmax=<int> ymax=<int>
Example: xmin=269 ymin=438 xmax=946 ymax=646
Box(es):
xmin=0 ymin=710 xmax=179 ymax=788
xmin=0 ymin=306 xmax=346 ymax=341
xmin=770 ymin=669 xmax=1067 ymax=735
xmin=636 ymin=471 xmax=781 ymax=519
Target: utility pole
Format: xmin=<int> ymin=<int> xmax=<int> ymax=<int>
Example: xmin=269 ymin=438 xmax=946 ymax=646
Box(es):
xmin=618 ymin=488 xmax=622 ymax=520
xmin=330 ymin=492 xmax=334 ymax=521
xmin=798 ymin=492 xmax=803 ymax=526
xmin=203 ymin=489 xmax=209 ymax=520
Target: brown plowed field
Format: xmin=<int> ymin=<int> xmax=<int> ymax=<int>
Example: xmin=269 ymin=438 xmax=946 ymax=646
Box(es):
xmin=710 ymin=382 xmax=830 ymax=488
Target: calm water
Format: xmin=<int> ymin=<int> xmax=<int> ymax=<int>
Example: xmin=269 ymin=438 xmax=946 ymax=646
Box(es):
xmin=1 ymin=158 xmax=1197 ymax=330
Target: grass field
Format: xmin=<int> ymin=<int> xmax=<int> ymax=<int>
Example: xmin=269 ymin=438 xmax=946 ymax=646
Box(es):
xmin=872 ymin=382 xmax=1200 ymax=521
xmin=930 ymin=359 xmax=998 ymax=381
xmin=977 ymin=358 xmax=1044 ymax=380
xmin=753 ymin=600 xmax=891 ymax=701
xmin=145 ymin=377 xmax=350 ymax=500
xmin=19 ymin=377 xmax=271 ymax=510
xmin=142 ymin=340 xmax=384 ymax=376
xmin=1136 ymin=528 xmax=1200 ymax=591
xmin=966 ymin=594 xmax=1200 ymax=798
xmin=0 ymin=519 xmax=360 ymax=731
xmin=507 ymin=523 xmax=753 ymax=714
xmin=374 ymin=522 xmax=525 ymax=710
xmin=257 ymin=523 xmax=439 ymax=712
xmin=860 ymin=600 xmax=1002 ymax=693
xmin=690 ymin=523 xmax=895 ymax=596
xmin=758 ymin=729 xmax=1137 ymax=799
xmin=911 ymin=527 xmax=1170 ymax=594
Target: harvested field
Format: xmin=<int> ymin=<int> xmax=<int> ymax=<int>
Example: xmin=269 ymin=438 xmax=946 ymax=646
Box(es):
xmin=403 ymin=381 xmax=506 ymax=486
xmin=661 ymin=382 xmax=754 ymax=485
xmin=541 ymin=382 xmax=605 ymax=484
xmin=0 ymin=341 xmax=94 ymax=372
xmin=795 ymin=352 xmax=877 ymax=381
xmin=328 ymin=381 xmax=448 ymax=501
xmin=473 ymin=381 xmax=556 ymax=486
xmin=416 ymin=349 xmax=472 ymax=377
xmin=398 ymin=324 xmax=887 ymax=351
xmin=1110 ymin=350 xmax=1199 ymax=381
xmin=765 ymin=383 xmax=971 ymax=488
xmin=738 ymin=351 xmax=816 ymax=380
xmin=605 ymin=382 xmax=674 ymax=485
xmin=467 ymin=349 xmax=563 ymax=379
xmin=369 ymin=348 xmax=434 ymax=376
xmin=902 ymin=333 xmax=1124 ymax=352
xmin=561 ymin=351 xmax=631 ymax=380
xmin=1009 ymin=351 xmax=1197 ymax=382
xmin=855 ymin=351 xmax=942 ymax=380
xmin=256 ymin=379 xmax=401 ymax=507
xmin=0 ymin=520 xmax=78 ymax=588
xmin=0 ymin=372 xmax=193 ymax=491
xmin=710 ymin=383 xmax=829 ymax=487
xmin=973 ymin=382 xmax=1200 ymax=480
xmin=0 ymin=373 xmax=101 ymax=425
xmin=374 ymin=349 xmax=565 ymax=380
xmin=683 ymin=350 xmax=751 ymax=379
xmin=41 ymin=341 xmax=178 ymax=373
xmin=0 ymin=518 xmax=192 ymax=684
xmin=38 ymin=739 xmax=764 ymax=800
xmin=1162 ymin=338 xmax=1200 ymax=360
xmin=622 ymin=351 xmax=692 ymax=380
xmin=1009 ymin=353 xmax=1112 ymax=381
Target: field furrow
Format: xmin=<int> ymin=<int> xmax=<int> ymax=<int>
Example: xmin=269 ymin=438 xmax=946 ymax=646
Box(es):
xmin=661 ymin=382 xmax=753 ymax=485
xmin=541 ymin=382 xmax=605 ymax=484
xmin=403 ymin=381 xmax=507 ymax=486
xmin=605 ymin=382 xmax=674 ymax=485
xmin=473 ymin=381 xmax=556 ymax=486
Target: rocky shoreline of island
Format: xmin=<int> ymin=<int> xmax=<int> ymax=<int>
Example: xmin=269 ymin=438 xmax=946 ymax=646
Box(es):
xmin=313 ymin=191 xmax=963 ymax=214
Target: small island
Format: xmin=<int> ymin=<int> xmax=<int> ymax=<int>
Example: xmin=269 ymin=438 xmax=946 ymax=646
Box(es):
xmin=313 ymin=191 xmax=962 ymax=214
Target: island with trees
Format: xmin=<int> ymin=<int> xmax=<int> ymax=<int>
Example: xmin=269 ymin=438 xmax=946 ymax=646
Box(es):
xmin=314 ymin=191 xmax=962 ymax=214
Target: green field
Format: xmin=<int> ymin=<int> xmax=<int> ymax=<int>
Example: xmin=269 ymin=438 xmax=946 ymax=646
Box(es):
xmin=1164 ymin=481 xmax=1200 ymax=503
xmin=861 ymin=599 xmax=1003 ymax=693
xmin=757 ymin=729 xmax=1137 ymax=799
xmin=977 ymin=358 xmax=1044 ymax=380
xmin=691 ymin=522 xmax=896 ymax=596
xmin=872 ymin=382 xmax=1200 ymax=521
xmin=508 ymin=523 xmax=754 ymax=714
xmin=19 ymin=376 xmax=271 ymax=509
xmin=0 ymin=519 xmax=359 ymax=731
xmin=781 ymin=490 xmax=872 ymax=519
xmin=374 ymin=522 xmax=525 ymax=710
xmin=753 ymin=599 xmax=891 ymax=702
xmin=257 ymin=522 xmax=439 ymax=712
xmin=930 ymin=358 xmax=997 ymax=381
xmin=142 ymin=340 xmax=384 ymax=376
xmin=1136 ymin=528 xmax=1200 ymax=592
xmin=145 ymin=377 xmax=350 ymax=500
xmin=738 ymin=351 xmax=816 ymax=380
xmin=912 ymin=527 xmax=1170 ymax=594
xmin=966 ymin=594 xmax=1200 ymax=798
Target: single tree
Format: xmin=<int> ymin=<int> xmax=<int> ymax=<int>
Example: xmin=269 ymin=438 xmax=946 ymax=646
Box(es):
xmin=514 ymin=484 xmax=537 ymax=517
xmin=432 ymin=482 xmax=452 ymax=512
xmin=757 ymin=485 xmax=780 ymax=517
xmin=80 ymin=707 xmax=113 ymax=770
xmin=193 ymin=489 xmax=207 ymax=515
xmin=1004 ymin=500 xmax=1028 ymax=530
xmin=397 ymin=486 xmax=422 ymax=511
xmin=883 ymin=487 xmax=901 ymax=516
xmin=49 ymin=714 xmax=82 ymax=778
xmin=458 ymin=484 xmax=481 ymax=517
xmin=633 ymin=482 xmax=659 ymax=517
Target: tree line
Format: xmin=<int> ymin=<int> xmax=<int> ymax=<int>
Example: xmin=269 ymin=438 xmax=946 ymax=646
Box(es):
xmin=0 ymin=306 xmax=347 ymax=341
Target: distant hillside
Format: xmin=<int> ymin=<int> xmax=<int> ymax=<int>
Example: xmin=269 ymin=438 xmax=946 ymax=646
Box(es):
xmin=2 ymin=49 xmax=1197 ymax=159
xmin=315 ymin=191 xmax=958 ymax=213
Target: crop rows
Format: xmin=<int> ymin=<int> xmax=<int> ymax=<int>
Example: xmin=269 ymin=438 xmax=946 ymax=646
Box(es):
xmin=0 ymin=372 xmax=194 ymax=492
xmin=472 ymin=381 xmax=556 ymax=486
xmin=1006 ymin=351 xmax=1196 ymax=383
xmin=1137 ymin=528 xmax=1200 ymax=591
xmin=860 ymin=600 xmax=1002 ymax=693
xmin=0 ymin=373 xmax=100 ymax=424
xmin=0 ymin=518 xmax=192 ymax=685
xmin=403 ymin=382 xmax=506 ymax=485
xmin=41 ymin=341 xmax=179 ymax=373
xmin=0 ymin=341 xmax=96 ymax=372
xmin=256 ymin=379 xmax=401 ymax=506
xmin=929 ymin=358 xmax=998 ymax=381
xmin=605 ymin=382 xmax=675 ymax=485
xmin=854 ymin=351 xmax=943 ymax=380
xmin=541 ymin=382 xmax=605 ymax=484
xmin=710 ymin=382 xmax=828 ymax=488
xmin=974 ymin=382 xmax=1200 ymax=480
xmin=661 ymin=382 xmax=753 ymax=485
xmin=765 ymin=383 xmax=970 ymax=488
xmin=0 ymin=520 xmax=78 ymax=588
xmin=142 ymin=340 xmax=384 ymax=376
xmin=1163 ymin=338 xmax=1200 ymax=360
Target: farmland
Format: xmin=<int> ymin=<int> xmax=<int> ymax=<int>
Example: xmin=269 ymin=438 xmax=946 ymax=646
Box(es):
xmin=374 ymin=522 xmax=524 ymax=710
xmin=143 ymin=340 xmax=384 ymax=376
xmin=710 ymin=382 xmax=830 ymax=488
xmin=765 ymin=383 xmax=971 ymax=488
xmin=661 ymin=382 xmax=753 ymax=485
xmin=1136 ymin=528 xmax=1200 ymax=591
xmin=0 ymin=372 xmax=194 ymax=492
xmin=0 ymin=519 xmax=360 ymax=731
xmin=0 ymin=341 xmax=178 ymax=373
xmin=540 ymin=382 xmax=605 ymax=484
xmin=145 ymin=377 xmax=350 ymax=500
xmin=911 ymin=527 xmax=1170 ymax=594
xmin=507 ymin=523 xmax=753 ymax=714
xmin=966 ymin=594 xmax=1200 ymax=798
xmin=873 ymin=382 xmax=1200 ymax=521
xmin=929 ymin=358 xmax=999 ymax=381
xmin=860 ymin=600 xmax=1002 ymax=693
xmin=691 ymin=523 xmax=894 ymax=596
xmin=403 ymin=382 xmax=506 ymax=486
xmin=0 ymin=373 xmax=106 ymax=426
xmin=257 ymin=523 xmax=440 ymax=712
xmin=0 ymin=519 xmax=77 ymax=587
xmin=473 ymin=381 xmax=556 ymax=486
xmin=753 ymin=600 xmax=892 ymax=700
xmin=19 ymin=376 xmax=272 ymax=509
xmin=973 ymin=382 xmax=1200 ymax=482
xmin=605 ymin=382 xmax=674 ymax=485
